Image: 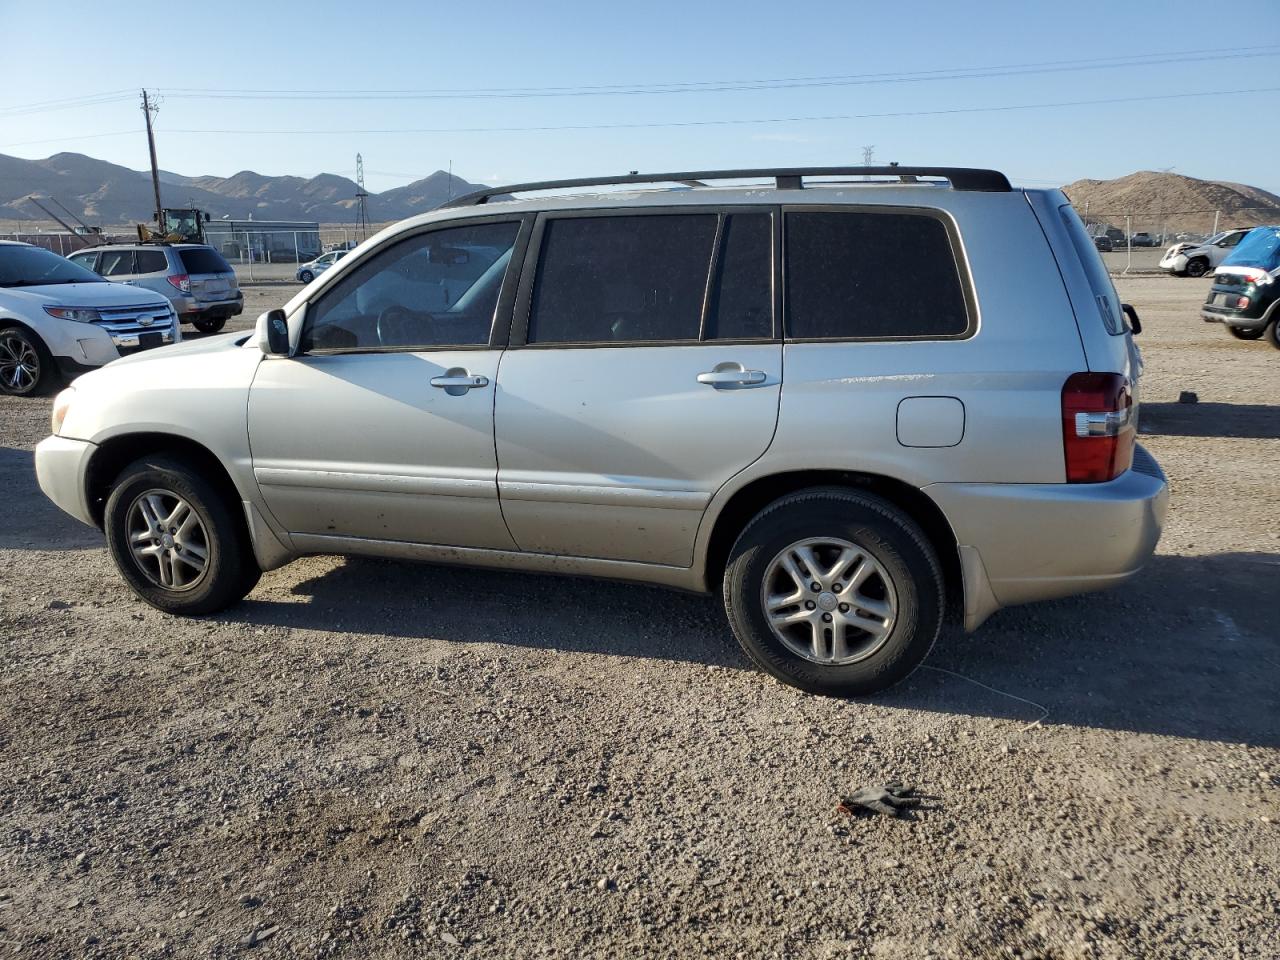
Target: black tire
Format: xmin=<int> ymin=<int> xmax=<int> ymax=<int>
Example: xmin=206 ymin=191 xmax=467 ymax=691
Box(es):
xmin=192 ymin=315 xmax=227 ymax=334
xmin=1268 ymin=320 xmax=1280 ymax=351
xmin=104 ymin=456 xmax=260 ymax=615
xmin=0 ymin=325 xmax=59 ymax=396
xmin=722 ymin=488 xmax=944 ymax=697
xmin=1185 ymin=257 xmax=1209 ymax=278
xmin=1227 ymin=325 xmax=1266 ymax=341
xmin=298 ymin=270 xmax=314 ymax=284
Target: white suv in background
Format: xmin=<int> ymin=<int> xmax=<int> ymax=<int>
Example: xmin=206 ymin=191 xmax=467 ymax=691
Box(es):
xmin=1 ymin=241 xmax=177 ymax=395
xmin=1159 ymin=229 xmax=1249 ymax=277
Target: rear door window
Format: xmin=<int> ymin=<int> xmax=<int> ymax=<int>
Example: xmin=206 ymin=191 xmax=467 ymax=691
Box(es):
xmin=784 ymin=210 xmax=970 ymax=340
xmin=1058 ymin=205 xmax=1125 ymax=335
xmin=68 ymin=252 xmax=99 ymax=272
xmin=97 ymin=249 xmax=136 ymax=277
xmin=135 ymin=249 xmax=168 ymax=273
xmin=705 ymin=213 xmax=773 ymax=340
xmin=179 ymin=247 xmax=233 ymax=275
xmin=527 ymin=214 xmax=717 ymax=344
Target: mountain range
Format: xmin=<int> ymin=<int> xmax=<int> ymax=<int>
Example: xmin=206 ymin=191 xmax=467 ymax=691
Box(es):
xmin=0 ymin=152 xmax=485 ymax=225
xmin=4 ymin=153 xmax=1280 ymax=235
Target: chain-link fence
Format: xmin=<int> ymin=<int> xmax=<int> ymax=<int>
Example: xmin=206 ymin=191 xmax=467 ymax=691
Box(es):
xmin=1069 ymin=202 xmax=1280 ymax=272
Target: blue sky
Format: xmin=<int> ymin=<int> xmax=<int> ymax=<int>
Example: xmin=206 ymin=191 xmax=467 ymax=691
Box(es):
xmin=2 ymin=0 xmax=1278 ymax=194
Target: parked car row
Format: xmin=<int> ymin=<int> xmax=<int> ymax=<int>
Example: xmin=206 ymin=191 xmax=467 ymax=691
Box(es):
xmin=32 ymin=166 xmax=1167 ymax=697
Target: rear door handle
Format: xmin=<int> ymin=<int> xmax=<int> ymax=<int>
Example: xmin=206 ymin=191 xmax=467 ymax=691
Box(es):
xmin=697 ymin=362 xmax=767 ymax=387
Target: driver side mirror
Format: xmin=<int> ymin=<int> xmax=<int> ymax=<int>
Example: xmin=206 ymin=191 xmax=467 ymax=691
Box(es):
xmin=258 ymin=309 xmax=292 ymax=356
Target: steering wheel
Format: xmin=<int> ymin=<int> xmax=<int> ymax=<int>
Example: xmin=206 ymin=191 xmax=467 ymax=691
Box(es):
xmin=375 ymin=304 xmax=436 ymax=348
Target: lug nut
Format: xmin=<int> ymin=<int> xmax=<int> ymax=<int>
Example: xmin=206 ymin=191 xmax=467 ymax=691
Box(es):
xmin=839 ymin=603 xmax=850 ymax=613
xmin=832 ymin=583 xmax=843 ymax=593
xmin=821 ymin=613 xmax=833 ymax=623
xmin=810 ymin=582 xmax=821 ymax=592
xmin=805 ymin=600 xmax=816 ymax=610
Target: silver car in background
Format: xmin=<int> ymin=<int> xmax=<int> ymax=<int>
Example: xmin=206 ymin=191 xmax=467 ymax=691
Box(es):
xmin=34 ymin=166 xmax=1167 ymax=696
xmin=295 ymin=250 xmax=348 ymax=284
xmin=68 ymin=243 xmax=243 ymax=333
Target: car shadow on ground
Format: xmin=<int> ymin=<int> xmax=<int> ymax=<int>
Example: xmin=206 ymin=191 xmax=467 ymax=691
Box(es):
xmin=230 ymin=549 xmax=1280 ymax=748
xmin=0 ymin=447 xmax=100 ymax=551
xmin=1141 ymin=401 xmax=1280 ymax=440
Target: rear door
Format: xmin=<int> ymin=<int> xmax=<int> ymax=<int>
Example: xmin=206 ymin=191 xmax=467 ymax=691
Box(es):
xmin=178 ymin=246 xmax=238 ymax=304
xmin=96 ymin=248 xmax=137 ymax=283
xmin=130 ymin=248 xmax=173 ymax=301
xmin=493 ymin=208 xmax=781 ymax=566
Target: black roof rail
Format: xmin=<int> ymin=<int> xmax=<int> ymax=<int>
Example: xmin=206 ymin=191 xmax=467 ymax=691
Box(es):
xmin=443 ymin=166 xmax=1011 ymax=208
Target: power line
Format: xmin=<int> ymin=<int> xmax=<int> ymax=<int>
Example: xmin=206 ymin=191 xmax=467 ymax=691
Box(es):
xmin=3 ymin=85 xmax=1278 ymax=150
xmin=153 ymin=47 xmax=1279 ymax=102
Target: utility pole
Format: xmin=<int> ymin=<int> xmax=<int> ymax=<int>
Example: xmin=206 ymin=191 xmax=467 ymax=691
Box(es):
xmin=140 ymin=90 xmax=163 ymax=229
xmin=354 ymin=153 xmax=370 ymax=242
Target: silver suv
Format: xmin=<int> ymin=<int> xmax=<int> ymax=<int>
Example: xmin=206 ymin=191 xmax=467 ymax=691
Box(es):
xmin=68 ymin=243 xmax=243 ymax=333
xmin=34 ymin=167 xmax=1168 ymax=696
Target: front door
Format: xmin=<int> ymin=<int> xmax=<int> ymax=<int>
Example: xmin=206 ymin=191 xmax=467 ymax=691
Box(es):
xmin=494 ymin=209 xmax=781 ymax=567
xmin=248 ymin=217 xmax=527 ymax=550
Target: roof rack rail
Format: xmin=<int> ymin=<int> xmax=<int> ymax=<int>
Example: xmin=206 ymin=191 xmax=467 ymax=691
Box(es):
xmin=443 ymin=165 xmax=1011 ymax=208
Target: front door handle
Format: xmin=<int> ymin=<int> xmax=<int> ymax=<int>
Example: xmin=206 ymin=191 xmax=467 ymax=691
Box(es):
xmin=697 ymin=362 xmax=768 ymax=387
xmin=430 ymin=369 xmax=489 ymax=396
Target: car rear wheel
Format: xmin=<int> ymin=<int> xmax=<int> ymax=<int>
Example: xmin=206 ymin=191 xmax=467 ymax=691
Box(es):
xmin=1227 ymin=325 xmax=1266 ymax=340
xmin=0 ymin=326 xmax=57 ymax=396
xmin=1268 ymin=321 xmax=1280 ymax=351
xmin=1185 ymin=257 xmax=1209 ymax=278
xmin=722 ymin=488 xmax=944 ymax=696
xmin=104 ymin=456 xmax=260 ymax=615
xmin=298 ymin=270 xmax=314 ymax=284
xmin=192 ymin=316 xmax=227 ymax=334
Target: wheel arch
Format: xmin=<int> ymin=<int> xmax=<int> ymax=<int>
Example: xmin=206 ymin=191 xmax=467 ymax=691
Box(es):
xmin=701 ymin=470 xmax=962 ymax=613
xmin=85 ymin=432 xmax=245 ymax=529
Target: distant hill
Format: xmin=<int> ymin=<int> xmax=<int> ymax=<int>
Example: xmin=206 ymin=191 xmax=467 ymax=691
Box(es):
xmin=1062 ymin=171 xmax=1280 ymax=235
xmin=0 ymin=151 xmax=485 ymax=225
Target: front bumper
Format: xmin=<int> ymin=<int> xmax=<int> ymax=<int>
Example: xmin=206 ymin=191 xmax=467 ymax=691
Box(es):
xmin=34 ymin=435 xmax=98 ymax=528
xmin=925 ymin=445 xmax=1168 ymax=630
xmin=1160 ymin=254 xmax=1188 ymax=272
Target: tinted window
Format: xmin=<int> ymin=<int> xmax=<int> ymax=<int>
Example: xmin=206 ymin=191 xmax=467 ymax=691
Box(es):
xmin=0 ymin=246 xmax=105 ymax=287
xmin=68 ymin=252 xmax=99 ymax=272
xmin=1059 ymin=205 xmax=1124 ymax=335
xmin=705 ymin=213 xmax=773 ymax=340
xmin=302 ymin=220 xmax=520 ymax=352
xmin=528 ymin=214 xmax=717 ymax=344
xmin=785 ymin=211 xmax=969 ymax=340
xmin=98 ymin=249 xmax=136 ymax=276
xmin=178 ymin=247 xmax=232 ymax=275
xmin=135 ymin=249 xmax=168 ymax=273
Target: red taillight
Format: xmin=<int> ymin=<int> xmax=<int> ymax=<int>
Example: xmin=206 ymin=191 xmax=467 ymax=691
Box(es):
xmin=1236 ymin=296 xmax=1251 ymax=309
xmin=167 ymin=274 xmax=191 ymax=293
xmin=1061 ymin=372 xmax=1135 ymax=483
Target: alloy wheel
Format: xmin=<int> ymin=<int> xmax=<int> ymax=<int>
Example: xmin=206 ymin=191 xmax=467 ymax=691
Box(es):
xmin=760 ymin=537 xmax=898 ymax=665
xmin=125 ymin=489 xmax=211 ymax=592
xmin=0 ymin=333 xmax=39 ymax=393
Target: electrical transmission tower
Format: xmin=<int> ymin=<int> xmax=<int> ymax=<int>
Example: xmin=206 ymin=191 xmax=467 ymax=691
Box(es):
xmin=354 ymin=154 xmax=371 ymax=242
xmin=861 ymin=145 xmax=876 ymax=166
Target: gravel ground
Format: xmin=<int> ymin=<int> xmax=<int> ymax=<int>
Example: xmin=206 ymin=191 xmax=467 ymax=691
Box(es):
xmin=1 ymin=277 xmax=1277 ymax=959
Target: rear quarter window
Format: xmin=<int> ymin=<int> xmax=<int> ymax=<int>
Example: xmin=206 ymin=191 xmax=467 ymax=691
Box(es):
xmin=135 ymin=249 xmax=168 ymax=273
xmin=784 ymin=210 xmax=970 ymax=340
xmin=1058 ymin=205 xmax=1125 ymax=335
xmin=178 ymin=247 xmax=232 ymax=274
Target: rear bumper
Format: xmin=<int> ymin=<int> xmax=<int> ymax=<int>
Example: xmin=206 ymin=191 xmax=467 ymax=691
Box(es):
xmin=182 ymin=293 xmax=244 ymax=320
xmin=925 ymin=445 xmax=1168 ymax=630
xmin=34 ymin=435 xmax=98 ymax=528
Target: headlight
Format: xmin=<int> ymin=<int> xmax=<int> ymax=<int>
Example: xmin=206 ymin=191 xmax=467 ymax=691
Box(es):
xmin=43 ymin=306 xmax=102 ymax=323
xmin=51 ymin=387 xmax=76 ymax=436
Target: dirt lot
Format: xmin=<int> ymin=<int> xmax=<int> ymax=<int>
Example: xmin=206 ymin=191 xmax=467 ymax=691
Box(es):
xmin=1 ymin=277 xmax=1277 ymax=959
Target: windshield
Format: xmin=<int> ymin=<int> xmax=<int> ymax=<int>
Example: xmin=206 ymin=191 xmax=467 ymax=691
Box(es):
xmin=0 ymin=245 xmax=105 ymax=288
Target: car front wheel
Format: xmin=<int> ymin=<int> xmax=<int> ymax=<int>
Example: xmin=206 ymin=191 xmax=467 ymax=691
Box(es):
xmin=723 ymin=488 xmax=944 ymax=697
xmin=298 ymin=270 xmax=314 ymax=284
xmin=0 ymin=325 xmax=57 ymax=396
xmin=104 ymin=456 xmax=260 ymax=615
xmin=1185 ymin=257 xmax=1209 ymax=278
